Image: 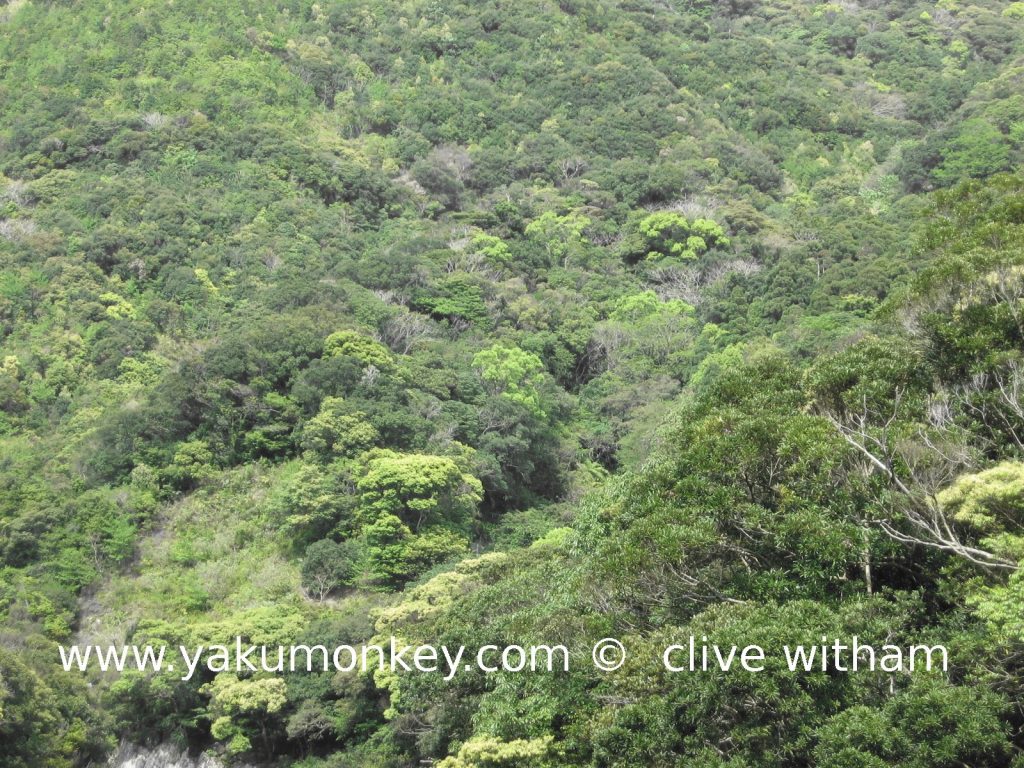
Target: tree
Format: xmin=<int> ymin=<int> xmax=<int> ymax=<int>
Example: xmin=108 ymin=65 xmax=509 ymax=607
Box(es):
xmin=624 ymin=212 xmax=729 ymax=263
xmin=415 ymin=274 xmax=490 ymax=328
xmin=939 ymin=462 xmax=1024 ymax=555
xmin=301 ymin=397 xmax=378 ymax=461
xmin=277 ymin=461 xmax=357 ymax=547
xmin=301 ymin=539 xmax=358 ymax=601
xmin=163 ymin=440 xmax=215 ymax=492
xmin=472 ymin=344 xmax=548 ymax=418
xmin=814 ymin=680 xmax=1011 ymax=768
xmin=943 ymin=463 xmax=1024 ymax=641
xmin=357 ymin=450 xmax=482 ymax=533
xmin=0 ymin=647 xmax=111 ymax=768
xmin=524 ymin=210 xmax=590 ymax=267
xmin=469 ymin=232 xmax=513 ymax=273
xmin=324 ymin=330 xmax=395 ymax=370
xmin=801 ymin=332 xmax=1019 ymax=568
xmin=362 ymin=512 xmax=468 ymax=586
xmin=202 ymin=674 xmax=289 ymax=757
xmin=437 ymin=736 xmax=555 ymax=768
xmin=0 ymin=649 xmax=64 ymax=768
xmin=934 ymin=120 xmax=1011 ymax=186
xmin=0 ymin=355 xmax=29 ymax=419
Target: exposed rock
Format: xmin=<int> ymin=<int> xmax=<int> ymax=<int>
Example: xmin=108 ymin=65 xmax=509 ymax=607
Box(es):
xmin=107 ymin=742 xmax=252 ymax=768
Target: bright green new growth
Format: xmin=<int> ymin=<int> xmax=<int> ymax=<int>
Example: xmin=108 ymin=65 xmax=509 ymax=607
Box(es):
xmin=164 ymin=440 xmax=216 ymax=490
xmin=362 ymin=513 xmax=469 ymax=586
xmin=300 ymin=397 xmax=378 ymax=460
xmin=635 ymin=212 xmax=729 ymax=261
xmin=940 ymin=462 xmax=1024 ymax=536
xmin=4 ymin=0 xmax=1024 ymax=764
xmin=940 ymin=462 xmax=1024 ymax=564
xmin=357 ymin=450 xmax=483 ymax=533
xmin=356 ymin=450 xmax=481 ymax=584
xmin=324 ymin=330 xmax=395 ymax=370
xmin=203 ymin=675 xmax=289 ymax=755
xmin=525 ymin=210 xmax=591 ymax=265
xmin=437 ymin=735 xmax=556 ymax=768
xmin=470 ymin=232 xmax=513 ymax=271
xmin=609 ymin=290 xmax=693 ymax=323
xmin=472 ymin=344 xmax=548 ymax=418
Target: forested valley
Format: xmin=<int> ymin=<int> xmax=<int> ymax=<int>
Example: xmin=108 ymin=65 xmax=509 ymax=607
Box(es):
xmin=3 ymin=0 xmax=1024 ymax=766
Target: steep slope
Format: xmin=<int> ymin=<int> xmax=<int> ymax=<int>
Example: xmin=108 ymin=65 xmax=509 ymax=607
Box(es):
xmin=1 ymin=0 xmax=1024 ymax=766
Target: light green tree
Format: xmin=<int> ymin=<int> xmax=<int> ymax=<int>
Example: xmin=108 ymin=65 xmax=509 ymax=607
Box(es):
xmin=278 ymin=461 xmax=356 ymax=545
xmin=437 ymin=735 xmax=555 ymax=768
xmin=164 ymin=440 xmax=215 ymax=491
xmin=357 ymin=450 xmax=482 ymax=532
xmin=934 ymin=120 xmax=1011 ymax=185
xmin=944 ymin=463 xmax=1024 ymax=642
xmin=470 ymin=232 xmax=513 ymax=271
xmin=300 ymin=397 xmax=378 ymax=460
xmin=524 ymin=210 xmax=590 ymax=265
xmin=632 ymin=211 xmax=729 ymax=262
xmin=202 ymin=674 xmax=288 ymax=757
xmin=324 ymin=330 xmax=395 ymax=369
xmin=472 ymin=344 xmax=548 ymax=418
xmin=362 ymin=512 xmax=468 ymax=586
xmin=939 ymin=461 xmax=1024 ymax=552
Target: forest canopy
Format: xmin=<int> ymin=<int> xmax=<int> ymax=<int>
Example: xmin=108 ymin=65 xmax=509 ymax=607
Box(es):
xmin=2 ymin=0 xmax=1024 ymax=766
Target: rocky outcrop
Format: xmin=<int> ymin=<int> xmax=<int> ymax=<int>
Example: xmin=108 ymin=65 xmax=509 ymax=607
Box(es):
xmin=106 ymin=742 xmax=251 ymax=768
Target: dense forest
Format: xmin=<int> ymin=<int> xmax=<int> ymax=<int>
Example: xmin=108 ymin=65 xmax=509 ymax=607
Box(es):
xmin=2 ymin=0 xmax=1024 ymax=765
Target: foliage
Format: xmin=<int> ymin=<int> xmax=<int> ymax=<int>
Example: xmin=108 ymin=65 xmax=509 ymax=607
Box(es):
xmin=202 ymin=674 xmax=289 ymax=756
xmin=472 ymin=345 xmax=549 ymax=419
xmin=436 ymin=735 xmax=555 ymax=768
xmin=357 ymin=451 xmax=482 ymax=533
xmin=301 ymin=539 xmax=359 ymax=602
xmin=324 ymin=332 xmax=395 ymax=371
xmin=301 ymin=397 xmax=379 ymax=461
xmin=627 ymin=211 xmax=729 ymax=263
xmin=3 ymin=0 xmax=1024 ymax=765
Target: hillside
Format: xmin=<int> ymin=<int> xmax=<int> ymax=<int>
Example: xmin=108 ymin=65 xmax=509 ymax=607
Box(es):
xmin=2 ymin=0 xmax=1024 ymax=766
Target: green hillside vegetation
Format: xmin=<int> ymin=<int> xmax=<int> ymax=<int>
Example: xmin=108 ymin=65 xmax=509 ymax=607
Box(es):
xmin=2 ymin=0 xmax=1024 ymax=765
